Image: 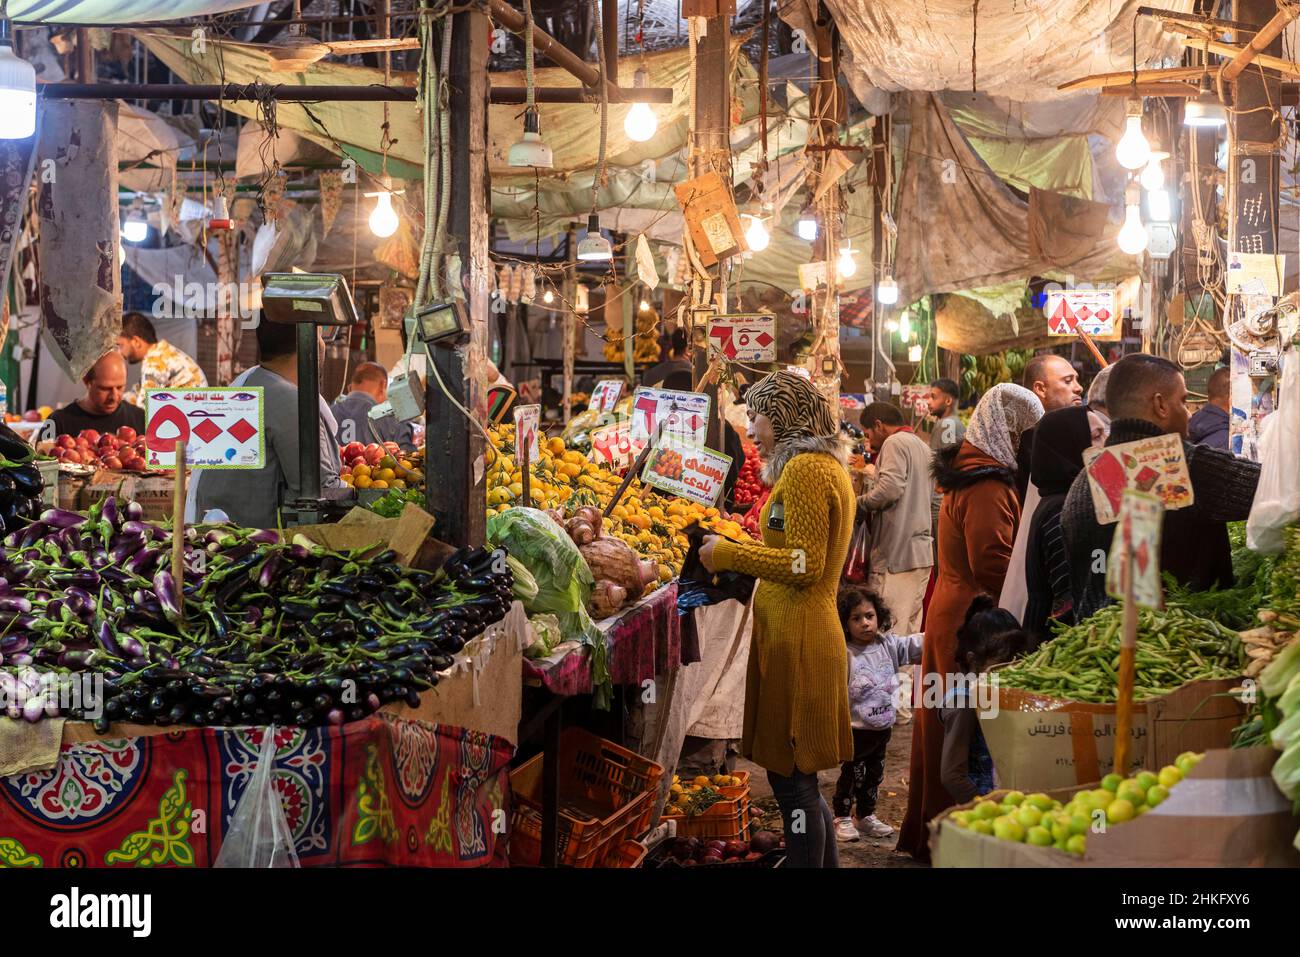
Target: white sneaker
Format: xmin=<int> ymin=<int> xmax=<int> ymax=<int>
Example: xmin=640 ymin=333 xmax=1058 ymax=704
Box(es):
xmin=833 ymin=816 xmax=860 ymax=842
xmin=859 ymin=814 xmax=894 ymax=837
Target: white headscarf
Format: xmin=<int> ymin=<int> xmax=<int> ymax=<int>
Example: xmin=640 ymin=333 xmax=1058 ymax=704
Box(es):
xmin=964 ymin=383 xmax=1043 ymax=468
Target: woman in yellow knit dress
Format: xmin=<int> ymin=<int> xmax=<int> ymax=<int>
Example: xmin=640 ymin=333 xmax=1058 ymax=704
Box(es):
xmin=700 ymin=370 xmax=855 ymax=868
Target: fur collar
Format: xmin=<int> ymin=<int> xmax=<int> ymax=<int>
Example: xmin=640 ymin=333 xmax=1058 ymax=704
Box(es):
xmin=762 ymin=433 xmax=852 ymax=486
xmin=931 ymin=443 xmax=1016 ymax=492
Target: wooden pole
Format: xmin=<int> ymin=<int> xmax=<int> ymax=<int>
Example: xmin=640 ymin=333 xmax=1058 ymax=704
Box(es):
xmin=1075 ymin=327 xmax=1109 ymax=368
xmin=171 ymin=444 xmax=186 ymax=622
xmin=520 ymin=435 xmax=531 ymax=509
xmin=1113 ymin=554 xmax=1138 ymax=776
xmin=1221 ymin=5 xmax=1300 ymax=82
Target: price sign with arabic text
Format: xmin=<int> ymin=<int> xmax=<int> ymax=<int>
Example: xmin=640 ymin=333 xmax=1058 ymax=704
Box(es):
xmin=708 ymin=313 xmax=776 ymax=363
xmin=590 ymin=379 xmax=625 ymax=413
xmin=642 ymin=437 xmax=732 ymax=507
xmin=144 ymin=388 xmax=265 ymax=470
xmin=629 ymin=387 xmax=710 ymax=450
xmin=590 ymin=419 xmax=634 ymax=470
xmin=513 ymin=404 xmax=540 ymax=467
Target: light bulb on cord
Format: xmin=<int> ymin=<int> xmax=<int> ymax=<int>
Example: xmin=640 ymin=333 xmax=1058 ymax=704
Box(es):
xmin=0 ymin=25 xmax=36 ymax=140
xmin=1147 ymin=188 xmax=1172 ymax=223
xmin=122 ymin=218 xmax=148 ymax=243
xmin=837 ymin=245 xmax=858 ymax=279
xmin=508 ymin=109 xmax=554 ymax=168
xmin=1184 ymin=75 xmax=1228 ymax=128
xmin=576 ymin=213 xmax=612 ymax=261
xmin=744 ymin=214 xmax=770 ymax=252
xmin=639 ymin=298 xmax=650 ymax=312
xmin=876 ymin=273 xmax=899 ymax=305
xmin=367 ymin=174 xmax=401 ymax=238
xmin=898 ymin=311 xmax=911 ymax=340
xmin=624 ymin=69 xmax=658 ymax=142
xmin=543 ymin=288 xmax=554 ymax=305
xmin=885 ymin=318 xmax=899 ymax=333
xmin=1140 ymin=152 xmax=1167 ymax=191
xmin=1116 ymin=97 xmax=1151 ymax=170
xmin=908 ymin=344 xmax=923 ymax=363
xmin=1118 ymin=185 xmax=1148 ymax=255
xmin=796 ymin=208 xmax=818 ymax=241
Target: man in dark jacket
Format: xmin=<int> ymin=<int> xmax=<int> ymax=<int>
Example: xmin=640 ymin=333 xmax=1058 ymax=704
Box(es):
xmin=1060 ymin=354 xmax=1260 ymax=621
xmin=1188 ymin=366 xmax=1230 ymax=451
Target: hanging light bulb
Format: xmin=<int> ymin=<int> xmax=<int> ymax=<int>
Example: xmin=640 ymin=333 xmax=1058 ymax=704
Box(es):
xmin=1118 ymin=184 xmax=1149 ymax=255
xmin=1147 ymin=188 xmax=1172 ymax=223
xmin=1116 ymin=98 xmax=1151 ymax=170
xmin=576 ymin=213 xmax=612 ymax=261
xmin=1184 ymin=75 xmax=1228 ymax=128
xmin=0 ymin=25 xmax=36 ymax=140
xmin=796 ymin=208 xmax=818 ymax=242
xmin=368 ymin=190 xmax=399 ymax=238
xmin=837 ymin=244 xmax=858 ymax=279
xmin=908 ymin=344 xmax=923 ymax=363
xmin=639 ymin=298 xmax=651 ymax=312
xmin=624 ymin=70 xmax=658 ymax=142
xmin=744 ymin=214 xmax=770 ymax=253
xmin=543 ymin=288 xmax=555 ymax=305
xmin=898 ymin=311 xmax=911 ymax=340
xmin=508 ymin=108 xmax=554 ymax=168
xmin=876 ymin=273 xmax=899 ymax=305
xmin=1140 ymin=152 xmax=1167 ymax=191
xmin=122 ymin=218 xmax=148 ymax=244
xmin=885 ymin=318 xmax=899 ymax=333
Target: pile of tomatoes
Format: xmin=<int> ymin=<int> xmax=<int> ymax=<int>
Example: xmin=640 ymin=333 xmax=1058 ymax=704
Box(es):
xmin=52 ymin=427 xmax=148 ymax=471
xmin=731 ymin=443 xmax=766 ymax=508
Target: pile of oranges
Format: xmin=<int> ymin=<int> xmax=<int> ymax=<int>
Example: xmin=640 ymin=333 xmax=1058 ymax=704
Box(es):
xmin=485 ymin=424 xmax=750 ymax=582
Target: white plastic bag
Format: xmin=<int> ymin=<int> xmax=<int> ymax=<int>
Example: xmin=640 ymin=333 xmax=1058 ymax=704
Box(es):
xmin=214 ymin=727 xmax=300 ymax=868
xmin=1247 ymin=352 xmax=1300 ymax=555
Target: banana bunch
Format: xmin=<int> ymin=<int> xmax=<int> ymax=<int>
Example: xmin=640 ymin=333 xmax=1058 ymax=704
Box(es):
xmin=965 ymin=349 xmax=1035 ymax=396
xmin=603 ymin=308 xmax=661 ymax=363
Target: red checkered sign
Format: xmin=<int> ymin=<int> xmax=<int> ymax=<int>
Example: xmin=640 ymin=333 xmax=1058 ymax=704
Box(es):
xmin=1046 ymin=289 xmax=1118 ymax=338
xmin=708 ymin=313 xmax=776 ymax=362
xmin=144 ymin=388 xmax=266 ymax=470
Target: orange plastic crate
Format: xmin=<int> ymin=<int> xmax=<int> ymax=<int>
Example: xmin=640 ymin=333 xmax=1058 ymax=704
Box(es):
xmin=509 ymin=729 xmax=663 ymax=868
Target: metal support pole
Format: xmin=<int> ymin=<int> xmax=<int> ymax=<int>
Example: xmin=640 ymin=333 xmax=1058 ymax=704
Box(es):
xmin=296 ymin=324 xmax=322 ymax=503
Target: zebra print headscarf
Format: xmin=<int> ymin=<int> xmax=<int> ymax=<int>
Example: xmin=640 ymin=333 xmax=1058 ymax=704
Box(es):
xmin=745 ymin=370 xmax=838 ymax=443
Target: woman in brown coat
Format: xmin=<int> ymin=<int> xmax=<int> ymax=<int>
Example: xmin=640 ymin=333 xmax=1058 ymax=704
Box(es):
xmin=897 ymin=383 xmax=1042 ymax=861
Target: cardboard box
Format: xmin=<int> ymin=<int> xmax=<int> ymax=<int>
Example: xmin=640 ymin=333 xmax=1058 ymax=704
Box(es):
xmin=981 ymin=677 xmax=1244 ymax=791
xmin=76 ymin=469 xmax=179 ymax=521
xmin=931 ymin=748 xmax=1300 ymax=868
xmin=291 ymin=502 xmax=436 ymax=567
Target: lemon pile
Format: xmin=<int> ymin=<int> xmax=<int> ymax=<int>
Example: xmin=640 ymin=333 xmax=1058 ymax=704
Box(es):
xmin=485 ymin=424 xmax=748 ymax=581
xmin=947 ymin=751 xmax=1203 ymax=857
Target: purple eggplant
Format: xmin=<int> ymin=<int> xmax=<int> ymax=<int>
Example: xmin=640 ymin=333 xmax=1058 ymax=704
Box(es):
xmin=101 ymin=497 xmax=119 ymax=530
xmin=118 ymin=635 xmax=146 ymax=658
xmin=153 ymin=570 xmax=182 ymax=620
xmin=52 ymin=570 xmax=99 ymax=588
xmin=121 ymin=520 xmax=152 ymax=539
xmin=39 ymin=508 xmax=85 ymax=529
xmin=21 ymin=696 xmax=46 ymax=722
xmin=257 ymin=551 xmax=282 ymax=589
xmin=109 ymin=535 xmax=146 ymax=564
xmin=0 ymin=577 xmax=9 ymax=594
xmin=8 ymin=652 xmax=32 ymax=667
xmin=123 ymin=501 xmax=144 ymax=523
xmin=248 ymin=529 xmax=281 ymax=546
xmin=94 ymin=621 xmax=122 ymax=657
xmin=0 ymin=635 xmax=29 ymax=654
xmin=64 ymin=587 xmax=94 ymax=614
xmin=0 ymin=595 xmax=32 ymax=614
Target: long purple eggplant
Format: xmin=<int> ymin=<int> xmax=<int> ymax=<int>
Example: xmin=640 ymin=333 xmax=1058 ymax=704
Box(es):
xmin=153 ymin=569 xmax=182 ymax=621
xmin=39 ymin=508 xmax=85 ymax=529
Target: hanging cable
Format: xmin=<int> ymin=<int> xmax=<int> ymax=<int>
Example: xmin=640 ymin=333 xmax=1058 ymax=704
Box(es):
xmin=589 ymin=0 xmax=609 ymax=216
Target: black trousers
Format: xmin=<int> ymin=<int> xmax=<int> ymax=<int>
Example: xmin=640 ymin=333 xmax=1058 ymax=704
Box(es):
xmin=832 ymin=727 xmax=892 ymax=819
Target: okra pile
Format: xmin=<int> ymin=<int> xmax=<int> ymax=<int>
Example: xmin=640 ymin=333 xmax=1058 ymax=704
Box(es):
xmin=997 ymin=603 xmax=1244 ymax=703
xmin=0 ymin=497 xmax=513 ymax=729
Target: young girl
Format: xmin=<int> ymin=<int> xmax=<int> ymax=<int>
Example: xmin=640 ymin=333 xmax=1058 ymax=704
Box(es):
xmin=833 ymin=586 xmax=923 ymax=842
xmin=939 ymin=596 xmax=1029 ymax=803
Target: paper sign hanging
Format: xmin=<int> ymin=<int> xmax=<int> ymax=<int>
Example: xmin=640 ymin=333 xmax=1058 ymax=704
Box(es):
xmin=513 ymin=403 xmax=540 ymax=467
xmin=590 ymin=380 xmax=625 ymax=413
xmin=635 ymin=233 xmax=659 ymax=289
xmin=674 ymin=170 xmax=744 ymax=267
xmin=1226 ymin=252 xmax=1285 ymax=297
xmin=708 ymin=313 xmax=777 ymax=363
xmin=144 ymin=388 xmax=265 ymax=470
xmin=1083 ymin=433 xmax=1192 ymax=525
xmin=629 ymin=387 xmax=710 ymax=450
xmin=798 ymin=260 xmax=829 ymax=291
xmin=642 ymin=438 xmax=732 ymax=507
xmin=1106 ymin=489 xmax=1164 ymax=609
xmin=1045 ymin=288 xmax=1119 ymax=338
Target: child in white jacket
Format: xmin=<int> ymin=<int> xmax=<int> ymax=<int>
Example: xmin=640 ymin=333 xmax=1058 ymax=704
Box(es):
xmin=833 ymin=586 xmax=924 ymax=842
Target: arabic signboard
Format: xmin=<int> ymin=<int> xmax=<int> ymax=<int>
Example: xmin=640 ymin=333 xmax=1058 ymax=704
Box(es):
xmin=590 ymin=379 xmax=625 ymax=413
xmin=1046 ymin=288 xmax=1118 ymax=338
xmin=708 ymin=313 xmax=777 ymax=363
xmin=629 ymin=387 xmax=710 ymax=450
xmin=1083 ymin=433 xmax=1192 ymax=526
xmin=513 ymin=403 xmax=540 ymax=467
xmin=1106 ymin=489 xmax=1165 ymax=609
xmin=590 ymin=419 xmax=634 ymax=470
xmin=144 ymin=388 xmax=265 ymax=470
xmin=641 ymin=438 xmax=732 ymax=507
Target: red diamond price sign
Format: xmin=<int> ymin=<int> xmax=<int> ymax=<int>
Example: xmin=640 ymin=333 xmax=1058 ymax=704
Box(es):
xmin=708 ymin=313 xmax=777 ymax=362
xmin=144 ymin=388 xmax=266 ymax=470
xmin=1045 ymin=289 xmax=1119 ymax=338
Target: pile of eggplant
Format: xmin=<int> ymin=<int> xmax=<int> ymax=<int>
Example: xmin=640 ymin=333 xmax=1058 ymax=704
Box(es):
xmin=0 ymin=497 xmax=514 ymax=730
xmin=0 ymin=423 xmax=47 ymax=531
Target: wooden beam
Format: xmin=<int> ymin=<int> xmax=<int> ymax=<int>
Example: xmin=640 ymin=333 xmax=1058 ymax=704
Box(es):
xmin=1222 ymin=4 xmax=1300 ymax=81
xmin=1137 ymin=5 xmax=1261 ymax=34
xmin=1099 ymin=82 xmax=1200 ymax=97
xmin=1058 ymin=65 xmax=1208 ymax=93
xmin=1182 ymin=36 xmax=1300 ymax=79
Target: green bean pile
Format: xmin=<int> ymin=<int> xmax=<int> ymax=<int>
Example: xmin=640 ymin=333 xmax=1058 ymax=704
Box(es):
xmin=998 ymin=603 xmax=1244 ymax=703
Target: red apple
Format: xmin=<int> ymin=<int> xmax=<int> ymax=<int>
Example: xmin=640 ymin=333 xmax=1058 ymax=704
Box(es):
xmin=56 ymin=435 xmax=76 ymax=450
xmin=98 ymin=436 xmax=118 ymax=451
xmin=116 ymin=426 xmax=137 ymax=442
xmin=80 ymin=430 xmax=100 ymax=444
xmin=22 ymin=410 xmax=41 ymax=422
xmin=123 ymin=456 xmax=145 ymax=471
xmin=102 ymin=456 xmax=123 ymax=470
xmin=365 ymin=446 xmax=384 ymax=465
xmin=343 ymin=442 xmax=366 ymax=461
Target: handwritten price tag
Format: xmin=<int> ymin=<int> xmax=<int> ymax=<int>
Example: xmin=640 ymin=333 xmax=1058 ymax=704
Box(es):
xmin=590 ymin=380 xmax=625 ymax=413
xmin=590 ymin=419 xmax=634 ymax=470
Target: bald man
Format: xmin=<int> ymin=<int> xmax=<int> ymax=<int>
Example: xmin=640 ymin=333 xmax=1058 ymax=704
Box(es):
xmin=50 ymin=351 xmax=146 ymax=437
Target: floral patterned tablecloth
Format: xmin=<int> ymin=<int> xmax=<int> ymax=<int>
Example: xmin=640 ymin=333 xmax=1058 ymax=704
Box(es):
xmin=0 ymin=715 xmax=512 ymax=868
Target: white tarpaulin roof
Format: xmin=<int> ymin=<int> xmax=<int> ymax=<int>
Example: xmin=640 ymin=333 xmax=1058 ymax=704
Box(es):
xmin=8 ymin=0 xmax=261 ymax=21
xmin=781 ymin=0 xmax=1195 ymax=102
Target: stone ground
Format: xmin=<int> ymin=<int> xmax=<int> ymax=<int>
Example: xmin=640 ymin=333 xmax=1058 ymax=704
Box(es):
xmin=738 ymin=719 xmax=924 ymax=868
